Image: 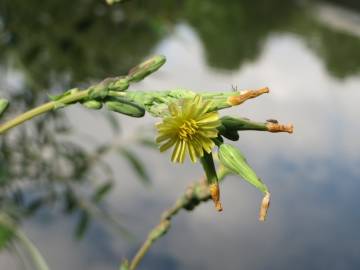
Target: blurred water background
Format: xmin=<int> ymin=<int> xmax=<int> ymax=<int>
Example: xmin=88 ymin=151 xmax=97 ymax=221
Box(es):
xmin=1 ymin=0 xmax=360 ymax=269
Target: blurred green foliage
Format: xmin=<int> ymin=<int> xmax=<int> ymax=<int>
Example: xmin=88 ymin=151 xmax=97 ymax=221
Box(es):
xmin=1 ymin=0 xmax=359 ymax=96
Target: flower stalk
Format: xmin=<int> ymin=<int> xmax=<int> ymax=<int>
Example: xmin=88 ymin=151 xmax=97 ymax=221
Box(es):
xmin=200 ymin=152 xmax=223 ymax=211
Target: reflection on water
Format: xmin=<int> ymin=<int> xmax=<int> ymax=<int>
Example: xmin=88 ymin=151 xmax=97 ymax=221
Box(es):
xmin=1 ymin=0 xmax=360 ymax=269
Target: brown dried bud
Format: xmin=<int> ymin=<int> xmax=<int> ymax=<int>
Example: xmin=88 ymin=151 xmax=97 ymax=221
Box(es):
xmin=259 ymin=192 xmax=271 ymax=221
xmin=209 ymin=183 xmax=223 ymax=212
xmin=227 ymin=87 xmax=269 ymax=106
xmin=266 ymin=122 xmax=294 ymax=133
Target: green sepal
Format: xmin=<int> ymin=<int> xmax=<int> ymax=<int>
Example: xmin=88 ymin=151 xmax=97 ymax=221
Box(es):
xmin=218 ymin=143 xmax=268 ymax=193
xmin=217 ymin=124 xmax=239 ymax=141
xmin=48 ymin=88 xmax=79 ymax=101
xmin=88 ymin=85 xmax=109 ymax=100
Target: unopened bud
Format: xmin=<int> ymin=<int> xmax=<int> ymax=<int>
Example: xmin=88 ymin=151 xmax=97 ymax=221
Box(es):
xmin=128 ymin=55 xmax=166 ymax=83
xmin=259 ymin=192 xmax=271 ymax=221
xmin=209 ymin=183 xmax=223 ymax=212
xmin=106 ymin=100 xmax=145 ymax=117
xmin=82 ymin=100 xmax=103 ymax=110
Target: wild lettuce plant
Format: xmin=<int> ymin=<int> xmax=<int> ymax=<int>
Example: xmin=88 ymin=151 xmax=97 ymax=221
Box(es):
xmin=0 ymin=55 xmax=293 ymax=270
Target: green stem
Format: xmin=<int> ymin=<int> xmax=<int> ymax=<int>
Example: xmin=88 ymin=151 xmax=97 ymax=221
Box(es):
xmin=16 ymin=230 xmax=50 ymax=270
xmin=200 ymin=152 xmax=218 ymax=186
xmin=0 ymin=90 xmax=89 ymax=135
xmin=124 ymin=167 xmax=230 ymax=270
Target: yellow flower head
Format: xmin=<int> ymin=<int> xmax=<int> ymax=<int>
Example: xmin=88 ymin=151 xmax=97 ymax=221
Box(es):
xmin=156 ymin=95 xmax=220 ymax=163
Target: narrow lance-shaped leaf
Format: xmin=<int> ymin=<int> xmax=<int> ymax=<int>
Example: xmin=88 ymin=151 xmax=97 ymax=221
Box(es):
xmin=218 ymin=143 xmax=268 ymax=193
xmin=119 ymin=148 xmax=150 ymax=185
xmin=0 ymin=223 xmax=14 ymax=250
xmin=0 ymin=99 xmax=9 ymax=117
xmin=92 ymin=181 xmax=113 ymax=203
xmin=75 ymin=210 xmax=90 ymax=239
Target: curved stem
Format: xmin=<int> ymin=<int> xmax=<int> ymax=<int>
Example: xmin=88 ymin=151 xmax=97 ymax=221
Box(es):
xmin=0 ymin=90 xmax=89 ymax=135
xmin=16 ymin=230 xmax=50 ymax=270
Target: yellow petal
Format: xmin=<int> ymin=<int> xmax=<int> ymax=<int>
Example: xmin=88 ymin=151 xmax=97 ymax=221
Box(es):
xmin=171 ymin=140 xmax=183 ymax=163
xmin=187 ymin=142 xmax=197 ymax=162
xmin=160 ymin=138 xmax=177 ymax=152
xmin=199 ymin=129 xmax=218 ymax=138
xmin=169 ymin=103 xmax=179 ymax=116
xmin=196 ymin=112 xmax=219 ymax=124
xmin=179 ymin=140 xmax=187 ymax=163
xmin=156 ymin=134 xmax=171 ymax=143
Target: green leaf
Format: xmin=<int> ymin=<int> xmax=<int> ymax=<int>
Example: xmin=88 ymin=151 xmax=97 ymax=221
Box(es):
xmin=218 ymin=143 xmax=268 ymax=193
xmin=26 ymin=198 xmax=44 ymax=216
xmin=75 ymin=211 xmax=90 ymax=239
xmin=119 ymin=148 xmax=150 ymax=185
xmin=0 ymin=223 xmax=14 ymax=250
xmin=92 ymin=182 xmax=113 ymax=203
xmin=103 ymin=112 xmax=121 ymax=134
xmin=138 ymin=138 xmax=157 ymax=149
xmin=119 ymin=260 xmax=130 ymax=270
xmin=0 ymin=99 xmax=9 ymax=117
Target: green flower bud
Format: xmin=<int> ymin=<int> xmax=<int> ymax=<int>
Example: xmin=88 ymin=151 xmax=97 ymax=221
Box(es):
xmin=88 ymin=85 xmax=109 ymax=100
xmin=82 ymin=100 xmax=103 ymax=110
xmin=221 ymin=116 xmax=266 ymax=131
xmin=218 ymin=143 xmax=268 ymax=193
xmin=127 ymin=55 xmax=166 ymax=83
xmin=106 ymin=100 xmax=145 ymax=118
xmin=0 ymin=99 xmax=9 ymax=117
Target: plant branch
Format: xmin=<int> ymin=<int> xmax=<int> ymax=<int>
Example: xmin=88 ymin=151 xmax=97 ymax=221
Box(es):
xmin=0 ymin=90 xmax=89 ymax=134
xmin=123 ymin=167 xmax=230 ymax=270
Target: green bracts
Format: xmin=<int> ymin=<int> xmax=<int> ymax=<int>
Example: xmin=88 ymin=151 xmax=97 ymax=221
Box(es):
xmin=218 ymin=143 xmax=268 ymax=193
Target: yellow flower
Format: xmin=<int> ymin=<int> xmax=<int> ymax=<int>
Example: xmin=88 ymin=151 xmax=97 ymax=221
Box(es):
xmin=156 ymin=95 xmax=220 ymax=163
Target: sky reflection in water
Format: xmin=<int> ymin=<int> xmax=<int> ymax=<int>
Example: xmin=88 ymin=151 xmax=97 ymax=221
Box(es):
xmin=1 ymin=4 xmax=360 ymax=270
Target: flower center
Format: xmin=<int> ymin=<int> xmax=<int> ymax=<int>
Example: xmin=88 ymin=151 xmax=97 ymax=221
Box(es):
xmin=178 ymin=119 xmax=198 ymax=141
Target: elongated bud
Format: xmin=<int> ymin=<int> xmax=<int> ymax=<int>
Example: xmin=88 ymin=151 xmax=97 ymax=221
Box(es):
xmin=106 ymin=100 xmax=145 ymax=117
xmin=218 ymin=143 xmax=268 ymax=193
xmin=209 ymin=183 xmax=223 ymax=211
xmin=0 ymin=99 xmax=9 ymax=117
xmin=127 ymin=55 xmax=166 ymax=83
xmin=259 ymin=192 xmax=271 ymax=221
xmin=82 ymin=100 xmax=103 ymax=110
xmin=220 ymin=116 xmax=266 ymax=131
